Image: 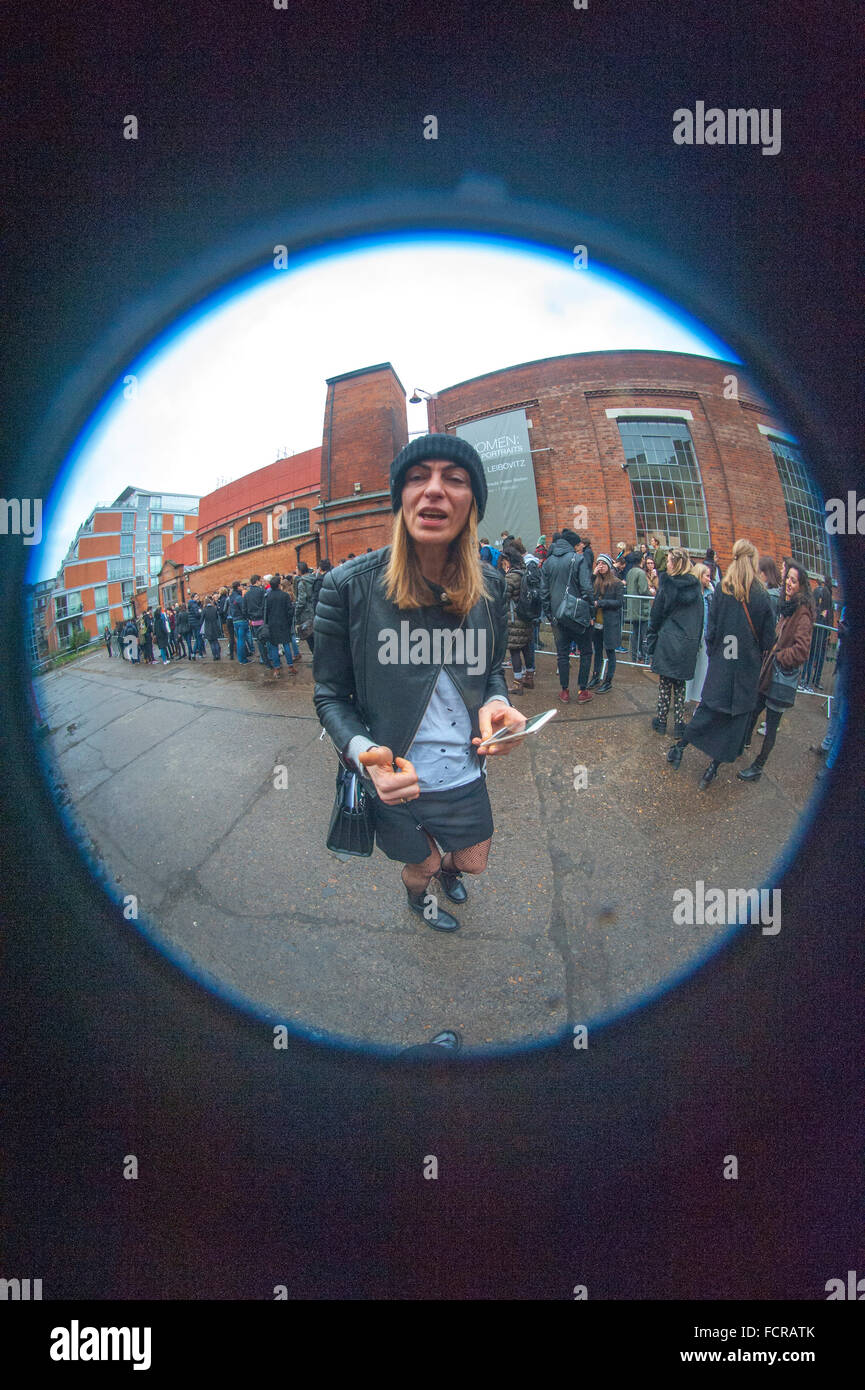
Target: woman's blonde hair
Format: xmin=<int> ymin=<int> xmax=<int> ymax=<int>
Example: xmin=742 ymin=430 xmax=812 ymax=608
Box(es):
xmin=722 ymin=538 xmax=760 ymax=602
xmin=666 ymin=547 xmax=692 ymax=577
xmin=384 ymin=501 xmax=485 ymax=617
xmin=691 ymin=562 xmax=710 ymax=585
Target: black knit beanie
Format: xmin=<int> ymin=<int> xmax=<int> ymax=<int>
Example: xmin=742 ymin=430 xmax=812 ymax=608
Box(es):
xmin=390 ymin=433 xmax=487 ymax=521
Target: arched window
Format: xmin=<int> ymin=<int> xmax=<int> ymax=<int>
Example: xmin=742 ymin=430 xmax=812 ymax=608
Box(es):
xmin=277 ymin=507 xmax=310 ymax=539
xmin=207 ymin=535 xmax=227 ymax=561
xmin=238 ymin=522 xmax=263 ymax=552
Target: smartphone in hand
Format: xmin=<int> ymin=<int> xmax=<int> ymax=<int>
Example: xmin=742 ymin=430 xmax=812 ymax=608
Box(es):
xmin=476 ymin=708 xmax=558 ymax=749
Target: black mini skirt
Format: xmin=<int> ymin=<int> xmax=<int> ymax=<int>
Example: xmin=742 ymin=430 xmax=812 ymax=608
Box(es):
xmin=371 ymin=775 xmax=494 ymax=864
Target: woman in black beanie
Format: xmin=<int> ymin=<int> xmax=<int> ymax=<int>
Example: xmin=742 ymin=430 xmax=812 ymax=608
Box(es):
xmin=314 ymin=434 xmax=527 ymax=932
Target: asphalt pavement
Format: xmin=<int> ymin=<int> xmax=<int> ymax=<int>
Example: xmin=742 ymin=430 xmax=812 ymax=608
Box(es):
xmin=33 ymin=640 xmax=832 ymax=1052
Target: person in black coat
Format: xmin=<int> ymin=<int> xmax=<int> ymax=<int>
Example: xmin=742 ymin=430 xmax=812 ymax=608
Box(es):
xmin=202 ymin=596 xmax=222 ymax=659
xmin=263 ymin=574 xmax=297 ymax=677
xmin=243 ymin=575 xmax=268 ymax=665
xmin=175 ymin=603 xmax=190 ymax=659
xmin=153 ymin=607 xmax=171 ymax=664
xmin=646 ymin=549 xmax=704 ymax=737
xmin=142 ymin=608 xmax=155 ymax=664
xmin=187 ymin=594 xmax=204 ymax=658
xmin=587 ymin=554 xmax=625 ymax=692
xmin=667 ymin=539 xmax=775 ymax=789
xmin=539 ymin=528 xmax=595 ymax=703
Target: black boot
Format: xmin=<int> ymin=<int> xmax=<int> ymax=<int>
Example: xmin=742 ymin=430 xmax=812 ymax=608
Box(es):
xmin=674 ymin=721 xmax=687 ymax=740
xmin=438 ymin=862 xmax=468 ymax=903
xmin=666 ymin=741 xmax=684 ymax=769
xmin=737 ymin=760 xmax=764 ymax=782
xmin=405 ymin=886 xmax=461 ymax=932
xmin=597 ymin=679 xmax=613 ymax=693
xmin=698 ymin=760 xmax=719 ymax=791
xmin=587 ymin=673 xmax=602 ymax=689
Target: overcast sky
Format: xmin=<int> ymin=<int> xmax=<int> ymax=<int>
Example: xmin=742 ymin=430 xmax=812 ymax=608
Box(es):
xmin=31 ymin=234 xmax=736 ymax=582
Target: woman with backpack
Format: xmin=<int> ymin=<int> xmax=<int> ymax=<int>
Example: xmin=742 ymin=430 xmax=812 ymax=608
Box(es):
xmin=667 ymin=540 xmax=775 ymax=790
xmin=502 ymin=543 xmax=536 ymax=694
xmin=737 ymin=561 xmax=815 ymax=783
xmin=587 ymin=554 xmax=625 ymax=692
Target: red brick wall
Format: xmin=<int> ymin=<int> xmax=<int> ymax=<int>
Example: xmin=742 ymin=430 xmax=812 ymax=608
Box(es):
xmin=428 ymin=351 xmax=794 ymax=569
xmin=319 ymin=363 xmax=408 ymax=560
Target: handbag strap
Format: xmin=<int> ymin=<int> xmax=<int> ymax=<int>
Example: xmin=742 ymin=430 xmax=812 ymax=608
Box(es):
xmin=741 ymin=597 xmax=759 ymax=648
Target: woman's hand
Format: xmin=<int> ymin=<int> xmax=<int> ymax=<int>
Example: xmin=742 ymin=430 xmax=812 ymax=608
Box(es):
xmin=358 ymin=745 xmax=420 ymax=804
xmin=472 ymin=701 xmax=527 ymax=757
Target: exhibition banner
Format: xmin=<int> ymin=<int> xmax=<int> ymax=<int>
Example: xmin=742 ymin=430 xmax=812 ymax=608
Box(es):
xmin=456 ymin=409 xmax=541 ymax=549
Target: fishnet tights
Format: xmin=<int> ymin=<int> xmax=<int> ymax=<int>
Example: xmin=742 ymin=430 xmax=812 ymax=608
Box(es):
xmin=401 ymin=832 xmax=492 ymax=894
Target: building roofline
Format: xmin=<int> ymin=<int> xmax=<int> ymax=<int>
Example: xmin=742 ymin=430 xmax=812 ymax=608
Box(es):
xmin=325 ymin=361 xmax=407 ymax=396
xmin=434 ymin=348 xmax=743 ymax=398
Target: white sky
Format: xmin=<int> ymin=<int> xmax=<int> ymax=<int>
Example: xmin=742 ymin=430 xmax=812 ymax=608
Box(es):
xmin=32 ymin=235 xmax=734 ymax=581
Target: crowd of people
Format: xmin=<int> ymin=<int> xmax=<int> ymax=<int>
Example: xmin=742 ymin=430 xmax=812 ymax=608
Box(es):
xmin=484 ymin=524 xmax=842 ymax=791
xmin=101 ymin=518 xmax=843 ymax=798
xmin=103 ymin=559 xmax=332 ymax=676
xmin=92 ymin=432 xmax=843 ymax=942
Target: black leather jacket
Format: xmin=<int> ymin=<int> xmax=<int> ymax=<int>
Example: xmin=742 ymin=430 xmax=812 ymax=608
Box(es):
xmin=313 ymin=548 xmax=510 ymax=761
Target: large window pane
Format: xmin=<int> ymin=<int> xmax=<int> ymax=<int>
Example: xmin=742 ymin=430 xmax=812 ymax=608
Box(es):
xmin=238 ymin=522 xmax=263 ymax=552
xmin=769 ymin=439 xmax=831 ymax=577
xmin=207 ymin=534 xmax=227 ymax=561
xmin=618 ymin=419 xmax=710 ymax=551
xmin=277 ymin=507 xmax=310 ymax=539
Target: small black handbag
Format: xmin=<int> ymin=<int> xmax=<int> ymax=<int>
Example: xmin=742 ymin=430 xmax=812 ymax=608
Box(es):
xmin=324 ymin=738 xmax=376 ymax=859
xmin=554 ymin=554 xmax=592 ymax=631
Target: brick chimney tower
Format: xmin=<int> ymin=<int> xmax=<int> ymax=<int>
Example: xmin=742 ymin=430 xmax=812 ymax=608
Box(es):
xmin=318 ymin=363 xmax=409 ymax=559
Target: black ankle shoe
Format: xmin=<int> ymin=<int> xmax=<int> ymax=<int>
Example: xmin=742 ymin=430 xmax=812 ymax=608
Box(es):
xmin=587 ymin=675 xmax=602 ymax=689
xmin=737 ymin=762 xmax=763 ymax=782
xmin=698 ymin=761 xmax=718 ymax=791
xmin=405 ymin=887 xmax=460 ymax=932
xmin=651 ymin=717 xmax=667 ymax=734
xmin=666 ymin=743 xmax=683 ymax=769
xmin=438 ymin=866 xmax=468 ymax=903
xmin=597 ymin=679 xmax=613 ymax=693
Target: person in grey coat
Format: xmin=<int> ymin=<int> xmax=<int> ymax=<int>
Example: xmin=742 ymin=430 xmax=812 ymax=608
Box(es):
xmin=293 ymin=560 xmax=317 ymax=654
xmin=625 ymin=558 xmax=650 ymax=662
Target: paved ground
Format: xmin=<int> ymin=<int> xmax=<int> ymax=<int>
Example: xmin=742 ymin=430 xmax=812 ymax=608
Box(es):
xmin=33 ymin=639 xmax=834 ymax=1052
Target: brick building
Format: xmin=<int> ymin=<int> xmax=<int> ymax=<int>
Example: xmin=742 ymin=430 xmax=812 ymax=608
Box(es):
xmin=46 ymin=488 xmax=199 ymax=651
xmin=155 ymin=350 xmax=832 ymax=609
xmin=426 ymin=350 xmax=832 ymax=578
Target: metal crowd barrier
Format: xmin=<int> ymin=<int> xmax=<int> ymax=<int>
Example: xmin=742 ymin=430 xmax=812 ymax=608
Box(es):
xmin=532 ymin=594 xmax=839 ymax=697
